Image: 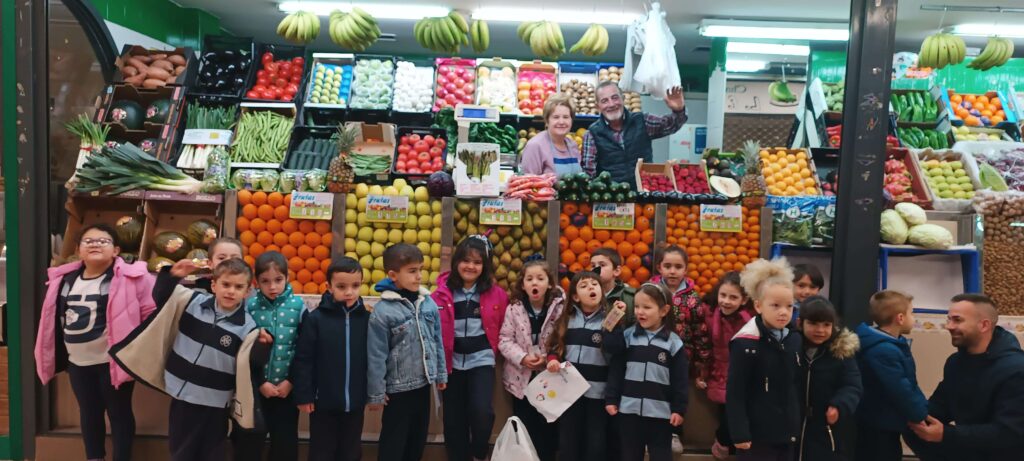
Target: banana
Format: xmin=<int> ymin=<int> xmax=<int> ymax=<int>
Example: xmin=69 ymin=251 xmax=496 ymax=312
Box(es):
xmin=1002 ymin=38 xmax=1015 ymax=65
xmin=971 ymin=37 xmax=998 ymax=70
xmin=952 ymin=35 xmax=966 ymax=65
xmin=351 ymin=7 xmax=377 ymax=26
xmin=936 ymin=34 xmax=950 ymax=69
xmin=552 ymin=21 xmax=565 ymax=53
xmin=571 ymin=26 xmax=594 ymax=53
xmin=470 ymin=20 xmax=489 ymax=53
xmin=277 ymin=14 xmax=293 ymax=36
xmin=521 ymin=22 xmax=542 ymax=44
xmin=517 ymin=22 xmax=533 ymax=41
xmin=918 ymin=34 xmax=933 ymax=68
xmin=479 ymin=20 xmax=490 ymax=52
xmin=449 ymin=11 xmax=469 ymax=34
xmin=590 ymin=24 xmax=609 ymax=56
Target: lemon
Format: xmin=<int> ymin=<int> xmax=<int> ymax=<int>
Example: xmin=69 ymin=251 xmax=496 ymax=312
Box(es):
xmin=392 ymin=178 xmax=409 ymax=190
xmin=407 ymin=215 xmax=419 ymax=229
xmin=345 ymin=251 xmax=357 ymax=259
xmin=414 ymin=187 xmax=430 ymax=202
xmin=387 ymin=229 xmax=403 ymax=244
xmin=417 ymin=242 xmax=431 ymax=256
xmin=373 ymin=257 xmax=384 ymax=271
xmin=418 ymin=229 xmax=432 ymax=242
xmin=372 ymin=228 xmax=388 ymax=243
xmin=370 ymin=242 xmax=386 ymax=258
xmin=355 ymin=240 xmax=371 ymax=255
xmin=390 ymin=222 xmax=404 ymax=230
xmin=362 ymin=268 xmax=371 ymax=281
xmin=431 ymin=228 xmax=442 ymax=243
xmin=346 ymin=194 xmax=357 ymax=210
xmin=357 ymin=214 xmax=369 ymax=227
xmin=371 ymin=269 xmax=386 ymax=283
xmin=432 ymin=214 xmax=442 ymax=227
xmin=345 ymin=238 xmax=357 ymax=252
xmin=345 ymin=223 xmax=358 ymax=237
xmin=382 ymin=186 xmax=398 ymax=196
xmin=359 ymin=255 xmax=374 ymax=269
xmin=399 ymin=185 xmax=414 ymax=198
xmin=429 ymin=272 xmax=439 ymax=284
xmin=359 ymin=284 xmax=369 ymax=296
xmin=431 ymin=242 xmax=441 ymax=258
xmin=418 ymin=215 xmax=432 ymax=229
xmin=357 ymin=227 xmax=373 ymax=241
xmin=431 ymin=258 xmax=440 ymax=271
xmin=345 ymin=209 xmax=358 ymax=224
xmin=368 ymin=185 xmax=384 ymax=196
xmin=403 ymin=229 xmax=418 ymax=244
xmin=357 ymin=198 xmax=367 ymax=212
xmin=431 ymin=200 xmax=442 ymax=214
xmin=415 ymin=202 xmax=431 ymax=216
xmin=355 ymin=183 xmax=369 ymax=199
xmin=421 ymin=270 xmax=430 ymax=282
xmin=369 ymin=287 xmax=379 ymax=296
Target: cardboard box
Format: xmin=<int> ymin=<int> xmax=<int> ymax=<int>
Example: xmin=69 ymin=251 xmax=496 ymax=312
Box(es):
xmin=93 ymin=84 xmax=187 ymax=162
xmin=668 ymin=160 xmax=711 ymax=194
xmin=886 ymin=147 xmax=934 ymax=210
xmin=59 ymin=192 xmax=146 ymax=262
xmin=138 ymin=198 xmax=223 ymax=268
xmin=348 ymin=121 xmax=397 ymax=183
xmin=635 ymin=160 xmax=677 ymax=193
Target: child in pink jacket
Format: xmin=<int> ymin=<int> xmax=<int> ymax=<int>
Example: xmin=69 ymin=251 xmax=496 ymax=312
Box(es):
xmin=433 ymin=236 xmax=509 ymax=461
xmin=35 ymin=224 xmax=156 ymax=461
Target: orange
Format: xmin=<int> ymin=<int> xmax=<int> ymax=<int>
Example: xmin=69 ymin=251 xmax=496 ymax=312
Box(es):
xmin=603 ymin=240 xmax=618 ymax=250
xmin=627 ymin=279 xmax=641 ymax=289
xmin=636 ymin=216 xmax=651 ymax=232
xmin=611 ymin=231 xmax=626 ymax=243
xmin=626 ymin=254 xmax=642 ymax=270
xmin=594 ymin=230 xmax=611 ymax=242
xmin=257 ymin=231 xmax=273 ymax=246
xmin=236 ymin=217 xmax=251 ymax=232
xmin=319 ymin=282 xmax=328 ymax=293
xmin=250 ymin=218 xmax=267 ymax=234
xmin=667 ymin=218 xmax=676 ymax=229
xmin=569 ymin=263 xmax=584 ymax=274
xmin=626 ymin=230 xmax=641 ymax=244
xmin=268 ymin=192 xmax=284 ymax=207
xmin=240 ymin=231 xmax=257 ymax=246
xmin=587 ymin=240 xmax=603 ymax=252
xmin=321 ymin=233 xmax=332 ymax=246
xmin=265 ymin=244 xmax=281 ymax=254
xmin=288 ymin=257 xmax=305 ymax=272
xmin=290 ymin=281 xmax=303 ymax=294
xmin=257 ymin=204 xmax=274 ymax=221
xmin=560 ymin=277 xmax=571 ymax=292
xmin=282 ymin=220 xmax=299 ymax=234
xmin=667 ymin=237 xmax=677 ymax=245
xmin=237 ymin=189 xmax=253 ymax=206
xmin=578 ymin=203 xmax=591 ymax=215
xmin=282 ymin=245 xmax=298 ymax=259
xmin=299 ymin=221 xmax=315 ymax=233
xmin=634 ymin=242 xmax=650 ymax=256
xmin=251 ymin=191 xmax=268 ymax=206
xmin=315 ymin=221 xmax=331 ymax=234
xmin=298 ymin=245 xmax=314 ymax=259
xmin=618 ymin=241 xmax=634 ymax=257
xmin=244 ymin=255 xmax=255 ymax=267
xmin=320 ymin=259 xmax=331 ymax=272
xmin=642 ymin=229 xmax=654 ymax=243
xmin=578 ymin=252 xmax=591 ymax=268
xmin=314 ymin=246 xmax=330 ymax=260
xmin=562 ymin=203 xmax=578 ymax=216
xmin=561 ymin=250 xmax=577 ymax=265
xmin=312 ymin=270 xmax=327 ymax=284
xmin=721 ymin=262 xmax=733 ymax=272
xmin=242 ymin=204 xmax=259 ymax=220
xmin=249 ymin=243 xmax=266 ymax=258
xmin=698 ymin=262 xmax=709 ymax=271
xmin=569 ymin=239 xmax=587 ymax=254
xmin=642 ymin=204 xmax=656 ymax=219
xmin=305 ymin=233 xmax=322 ymax=247
xmin=559 ymin=214 xmax=570 ymax=230
xmin=289 ymin=232 xmax=306 ymax=247
xmin=564 ymin=226 xmax=579 ymax=241
xmin=267 ymin=219 xmax=282 ymax=234
xmin=305 ymin=258 xmax=321 ymax=272
xmin=702 ymin=284 xmax=713 ymax=294
xmin=559 ymin=237 xmax=569 ymax=252
xmin=635 ymin=267 xmax=650 ymax=282
xmin=619 ymin=266 xmax=633 ymax=281
xmin=688 ymin=270 xmax=700 ymax=280
xmin=274 ymin=206 xmax=290 ymax=221
xmin=579 ymin=226 xmax=593 ymax=241
xmin=284 ymin=193 xmax=292 ymax=207
xmin=297 ymin=269 xmax=313 ymax=284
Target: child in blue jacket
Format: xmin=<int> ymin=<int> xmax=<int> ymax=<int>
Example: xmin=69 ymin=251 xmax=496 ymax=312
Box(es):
xmin=854 ymin=290 xmax=928 ymax=461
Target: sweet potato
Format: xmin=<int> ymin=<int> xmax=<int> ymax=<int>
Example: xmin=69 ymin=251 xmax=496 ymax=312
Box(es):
xmin=173 ymin=65 xmax=186 ymax=76
xmin=126 ymin=57 xmax=149 ymax=70
xmin=150 ymin=53 xmax=168 ymax=61
xmin=135 ymin=55 xmax=153 ymax=64
xmin=124 ymin=75 xmax=145 ymax=86
xmin=165 ymin=74 xmax=178 ymax=83
xmin=122 ymin=66 xmax=139 ymax=77
xmin=143 ymin=78 xmax=166 ymax=89
xmin=150 ymin=60 xmax=174 ymax=72
xmin=146 ymin=67 xmax=171 ymax=80
xmin=167 ymin=55 xmax=186 ymax=66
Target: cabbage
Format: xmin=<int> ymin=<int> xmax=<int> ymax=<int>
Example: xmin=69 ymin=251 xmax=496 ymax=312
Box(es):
xmin=880 ymin=209 xmax=909 ymax=244
xmin=895 ymin=202 xmax=927 ymax=226
xmin=907 ymin=224 xmax=954 ymax=249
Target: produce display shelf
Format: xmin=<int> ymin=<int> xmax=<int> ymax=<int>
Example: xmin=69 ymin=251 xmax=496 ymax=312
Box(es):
xmin=878 ymin=244 xmax=979 ymax=293
xmin=769 ymin=242 xmax=833 ymax=259
xmin=232 ymin=162 xmax=283 ymax=169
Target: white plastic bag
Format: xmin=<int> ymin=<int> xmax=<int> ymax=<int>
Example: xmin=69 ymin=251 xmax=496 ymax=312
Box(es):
xmin=632 ymin=2 xmax=680 ymax=99
xmin=492 ymin=416 xmax=541 ymax=461
xmin=525 ymin=364 xmax=590 ymax=422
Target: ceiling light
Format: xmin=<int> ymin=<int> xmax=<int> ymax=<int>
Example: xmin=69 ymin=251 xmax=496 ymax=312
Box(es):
xmin=278 ymin=2 xmax=450 ymax=20
xmin=471 ymin=7 xmax=641 ymax=25
xmin=700 ymin=19 xmax=849 ymax=41
xmin=726 ymin=59 xmax=769 ymax=72
xmin=950 ymin=24 xmax=1024 ymax=38
xmin=727 ymin=42 xmax=810 ymax=56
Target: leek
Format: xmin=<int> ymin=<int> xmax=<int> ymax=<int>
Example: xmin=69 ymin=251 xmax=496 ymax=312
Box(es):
xmin=75 ymin=142 xmax=203 ymax=195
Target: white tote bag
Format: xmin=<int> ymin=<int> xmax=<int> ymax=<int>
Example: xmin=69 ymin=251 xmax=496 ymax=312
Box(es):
xmin=525 ymin=364 xmax=591 ymax=423
xmin=492 ymin=416 xmax=541 ymax=461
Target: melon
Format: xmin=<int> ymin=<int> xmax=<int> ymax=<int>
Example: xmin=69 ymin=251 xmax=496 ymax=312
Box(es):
xmin=185 ymin=219 xmax=219 ymax=249
xmin=114 ymin=215 xmax=144 ymax=252
xmin=147 ymin=256 xmax=174 ymax=273
xmin=152 ymin=231 xmax=191 ymax=260
xmin=186 ymin=248 xmax=209 ymax=261
xmin=709 ymin=175 xmax=742 ymax=198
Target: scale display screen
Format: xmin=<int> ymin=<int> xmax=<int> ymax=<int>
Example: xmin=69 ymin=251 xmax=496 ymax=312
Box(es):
xmin=461 ymin=108 xmax=489 ymax=119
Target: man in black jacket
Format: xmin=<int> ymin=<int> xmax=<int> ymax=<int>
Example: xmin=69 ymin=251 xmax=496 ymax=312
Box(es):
xmin=906 ymin=293 xmax=1024 ymax=461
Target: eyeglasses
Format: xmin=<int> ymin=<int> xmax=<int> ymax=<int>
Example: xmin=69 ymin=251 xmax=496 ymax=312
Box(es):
xmin=81 ymin=238 xmax=113 ymax=247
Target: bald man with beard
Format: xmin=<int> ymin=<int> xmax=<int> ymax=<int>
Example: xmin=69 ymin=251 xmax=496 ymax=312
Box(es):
xmin=904 ymin=293 xmax=1024 ymax=461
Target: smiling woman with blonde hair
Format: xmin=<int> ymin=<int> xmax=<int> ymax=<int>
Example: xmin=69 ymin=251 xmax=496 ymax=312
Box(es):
xmin=519 ymin=94 xmax=582 ymax=176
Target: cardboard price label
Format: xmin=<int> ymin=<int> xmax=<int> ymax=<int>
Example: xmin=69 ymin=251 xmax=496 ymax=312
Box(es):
xmin=289 ymin=192 xmax=334 ymax=220
xmin=479 ymin=198 xmax=522 ymax=226
xmin=365 ymin=195 xmax=409 ymax=223
xmin=181 ymin=129 xmax=233 ymax=146
xmin=592 ymin=203 xmax=635 ymax=231
xmin=699 ymin=204 xmax=742 ymax=233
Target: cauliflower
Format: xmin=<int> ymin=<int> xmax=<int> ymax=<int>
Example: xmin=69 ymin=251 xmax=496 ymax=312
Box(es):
xmin=880 ymin=209 xmax=909 ymax=244
xmin=907 ymin=224 xmax=954 ymax=249
xmin=895 ymin=202 xmax=927 ymax=226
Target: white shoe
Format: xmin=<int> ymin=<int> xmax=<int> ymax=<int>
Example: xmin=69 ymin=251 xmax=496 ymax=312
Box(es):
xmin=671 ymin=434 xmax=684 ymax=454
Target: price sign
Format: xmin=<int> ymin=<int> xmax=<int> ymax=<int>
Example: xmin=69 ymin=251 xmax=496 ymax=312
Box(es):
xmin=289 ymin=192 xmax=334 ymax=220
xmin=365 ymin=195 xmax=409 ymax=223
xmin=479 ymin=198 xmax=522 ymax=226
xmin=700 ymin=204 xmax=743 ymax=233
xmin=181 ymin=129 xmax=233 ymax=145
xmin=592 ymin=203 xmax=635 ymax=231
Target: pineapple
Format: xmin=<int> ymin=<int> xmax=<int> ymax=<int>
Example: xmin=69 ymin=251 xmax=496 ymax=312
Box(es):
xmin=327 ymin=124 xmax=357 ymax=193
xmin=740 ymin=140 xmax=768 ymax=207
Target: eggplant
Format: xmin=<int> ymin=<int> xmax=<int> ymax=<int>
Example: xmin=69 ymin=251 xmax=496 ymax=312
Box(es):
xmin=225 ymin=63 xmax=237 ymax=74
xmin=202 ymin=51 xmax=219 ymax=63
xmin=222 ymin=50 xmax=237 ymax=59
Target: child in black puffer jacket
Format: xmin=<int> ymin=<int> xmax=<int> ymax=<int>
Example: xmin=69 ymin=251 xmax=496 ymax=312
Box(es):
xmin=796 ymin=296 xmax=863 ymax=461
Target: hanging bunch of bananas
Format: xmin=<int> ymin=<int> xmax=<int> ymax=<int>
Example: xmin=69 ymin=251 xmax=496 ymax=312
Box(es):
xmin=968 ymin=37 xmax=1015 ymax=71
xmin=470 ymin=20 xmax=490 ymax=53
xmin=518 ymin=21 xmax=566 ymax=58
xmin=918 ymin=33 xmax=966 ymax=69
xmin=277 ymin=10 xmax=320 ymax=44
xmin=328 ymin=8 xmax=380 ymax=51
xmin=569 ymin=24 xmax=609 ymax=56
xmin=414 ymin=12 xmax=469 ymax=54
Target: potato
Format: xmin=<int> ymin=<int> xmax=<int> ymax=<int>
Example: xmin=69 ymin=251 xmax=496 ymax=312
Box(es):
xmin=150 ymin=60 xmax=174 ymax=72
xmin=135 ymin=55 xmax=153 ymax=64
xmin=174 ymin=65 xmax=186 ymax=76
xmin=124 ymin=74 xmax=145 ymax=86
xmin=126 ymin=57 xmax=149 ymax=70
xmin=122 ymin=66 xmax=139 ymax=77
xmin=151 ymin=53 xmax=168 ymax=61
xmin=143 ymin=78 xmax=166 ymax=89
xmin=167 ymin=54 xmax=186 ymax=66
xmin=146 ymin=67 xmax=171 ymax=80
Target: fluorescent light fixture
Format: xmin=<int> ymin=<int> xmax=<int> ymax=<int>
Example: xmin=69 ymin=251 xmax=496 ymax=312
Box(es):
xmin=950 ymin=24 xmax=1024 ymax=38
xmin=471 ymin=7 xmax=640 ymax=25
xmin=701 ymin=19 xmax=848 ymax=41
xmin=278 ymin=2 xmax=450 ymax=20
xmin=727 ymin=42 xmax=810 ymax=56
xmin=726 ymin=59 xmax=769 ymax=72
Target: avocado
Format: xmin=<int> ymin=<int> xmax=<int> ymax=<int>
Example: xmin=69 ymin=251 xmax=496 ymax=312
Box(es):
xmin=108 ymin=100 xmax=145 ymax=130
xmin=146 ymin=99 xmax=173 ymax=124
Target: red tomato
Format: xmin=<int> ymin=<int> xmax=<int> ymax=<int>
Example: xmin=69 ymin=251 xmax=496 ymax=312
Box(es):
xmin=400 ymin=135 xmax=410 ymax=145
xmin=275 ymin=78 xmax=288 ymax=88
xmin=257 ymin=77 xmax=270 ymax=87
xmin=266 ymin=62 xmax=279 ymax=73
xmin=262 ymin=52 xmax=274 ymax=65
xmin=261 ymin=90 xmax=275 ymax=100
xmin=406 ymin=159 xmax=419 ymax=169
xmin=408 ymin=168 xmax=422 ymax=174
xmin=272 ymin=87 xmax=283 ymax=98
xmin=257 ymin=70 xmax=268 ymax=79
xmin=432 ymin=158 xmax=444 ymax=169
xmin=413 ymin=141 xmax=429 ymax=153
xmin=279 ymin=67 xmax=292 ymax=79
xmin=423 ymin=135 xmax=435 ymax=146
xmin=408 ymin=134 xmax=421 ymax=143
xmin=417 ymin=151 xmax=431 ymax=163
xmin=429 ymin=147 xmax=443 ymax=158
xmin=252 ymin=84 xmax=267 ymax=93
xmin=290 ymin=74 xmax=302 ymax=84
xmin=246 ymin=90 xmax=261 ymax=99
xmin=398 ymin=144 xmax=412 ymax=155
xmin=279 ymin=94 xmax=292 ymax=101
xmin=285 ymin=83 xmax=299 ymax=94
xmin=396 ymin=160 xmax=407 ymax=171
xmin=292 ymin=56 xmax=305 ymax=67
xmin=434 ymin=138 xmax=447 ymax=150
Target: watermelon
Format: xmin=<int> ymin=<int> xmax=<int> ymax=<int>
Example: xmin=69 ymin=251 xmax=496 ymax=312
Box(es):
xmin=147 ymin=256 xmax=174 ymax=273
xmin=152 ymin=231 xmax=191 ymax=260
xmin=146 ymin=99 xmax=172 ymax=124
xmin=108 ymin=100 xmax=144 ymax=130
xmin=185 ymin=219 xmax=219 ymax=249
xmin=114 ymin=215 xmax=144 ymax=252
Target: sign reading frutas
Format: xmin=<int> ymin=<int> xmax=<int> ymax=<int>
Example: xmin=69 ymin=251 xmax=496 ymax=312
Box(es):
xmin=289 ymin=192 xmax=334 ymax=220
xmin=700 ymin=204 xmax=742 ymax=233
xmin=480 ymin=198 xmax=522 ymax=226
xmin=592 ymin=203 xmax=635 ymax=231
xmin=365 ymin=194 xmax=409 ymax=223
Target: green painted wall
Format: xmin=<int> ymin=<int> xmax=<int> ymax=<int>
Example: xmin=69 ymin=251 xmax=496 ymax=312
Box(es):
xmin=2 ymin=0 xmax=23 ymax=457
xmin=89 ymin=0 xmax=221 ymax=49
